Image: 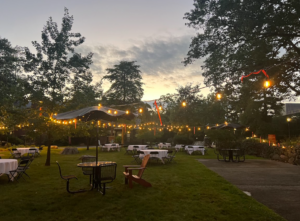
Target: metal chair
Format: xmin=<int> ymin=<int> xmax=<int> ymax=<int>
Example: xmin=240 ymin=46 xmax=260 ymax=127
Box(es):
xmin=9 ymin=159 xmax=31 ymax=182
xmin=132 ymin=150 xmax=143 ymax=163
xmin=81 ymin=156 xmax=96 ymax=185
xmin=233 ymin=149 xmax=245 ymax=162
xmin=9 ymin=149 xmax=21 ymax=159
xmin=94 ymin=162 xmax=117 ymax=195
xmin=165 ymin=150 xmax=177 ymax=163
xmin=56 ymin=161 xmax=87 ymax=194
xmin=28 ymin=148 xmax=37 ymax=158
xmin=149 ymin=151 xmax=160 ymax=163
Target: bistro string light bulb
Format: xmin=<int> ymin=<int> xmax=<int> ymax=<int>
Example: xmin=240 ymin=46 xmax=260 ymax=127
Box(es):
xmin=182 ymin=100 xmax=187 ymax=107
xmin=126 ymin=110 xmax=129 ymax=114
xmin=139 ymin=108 xmax=143 ymax=113
xmin=264 ymin=80 xmax=271 ymax=88
xmin=159 ymin=105 xmax=162 ymax=111
xmin=216 ymin=92 xmax=222 ymax=100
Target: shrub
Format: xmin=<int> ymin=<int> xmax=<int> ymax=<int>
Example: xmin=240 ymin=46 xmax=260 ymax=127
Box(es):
xmin=115 ymin=136 xmax=122 ymax=144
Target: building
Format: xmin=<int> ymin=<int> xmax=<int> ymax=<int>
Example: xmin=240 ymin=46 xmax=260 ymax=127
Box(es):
xmin=282 ymin=103 xmax=300 ymax=115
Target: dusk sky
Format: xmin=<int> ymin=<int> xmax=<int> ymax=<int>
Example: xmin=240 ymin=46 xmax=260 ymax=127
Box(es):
xmin=0 ymin=0 xmax=212 ymax=101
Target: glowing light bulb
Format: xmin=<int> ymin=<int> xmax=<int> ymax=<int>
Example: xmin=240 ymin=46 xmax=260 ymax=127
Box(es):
xmin=264 ymin=80 xmax=270 ymax=88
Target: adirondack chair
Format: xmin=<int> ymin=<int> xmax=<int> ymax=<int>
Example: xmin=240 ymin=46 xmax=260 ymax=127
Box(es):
xmin=123 ymin=154 xmax=152 ymax=188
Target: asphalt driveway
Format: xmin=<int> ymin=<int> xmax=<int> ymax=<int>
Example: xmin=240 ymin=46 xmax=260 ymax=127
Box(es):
xmin=198 ymin=159 xmax=300 ymax=221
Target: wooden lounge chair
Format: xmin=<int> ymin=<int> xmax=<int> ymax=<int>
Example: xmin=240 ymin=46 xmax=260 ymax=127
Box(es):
xmin=123 ymin=154 xmax=152 ymax=188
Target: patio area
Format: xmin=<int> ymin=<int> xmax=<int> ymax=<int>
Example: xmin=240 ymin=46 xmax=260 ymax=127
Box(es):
xmin=198 ymin=159 xmax=300 ymax=221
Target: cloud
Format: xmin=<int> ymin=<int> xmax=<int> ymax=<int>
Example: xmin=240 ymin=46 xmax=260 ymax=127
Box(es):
xmin=76 ymin=35 xmax=207 ymax=99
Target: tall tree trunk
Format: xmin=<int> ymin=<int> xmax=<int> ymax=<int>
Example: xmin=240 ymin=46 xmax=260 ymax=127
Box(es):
xmin=45 ymin=131 xmax=51 ymax=166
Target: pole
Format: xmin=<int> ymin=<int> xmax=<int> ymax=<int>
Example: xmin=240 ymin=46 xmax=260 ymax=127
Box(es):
xmin=96 ymin=124 xmax=99 ymax=164
xmin=288 ymin=122 xmax=290 ymax=142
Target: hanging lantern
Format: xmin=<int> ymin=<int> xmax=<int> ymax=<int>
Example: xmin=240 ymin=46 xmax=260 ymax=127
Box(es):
xmin=198 ymin=127 xmax=201 ymax=130
xmin=158 ymin=105 xmax=163 ymax=111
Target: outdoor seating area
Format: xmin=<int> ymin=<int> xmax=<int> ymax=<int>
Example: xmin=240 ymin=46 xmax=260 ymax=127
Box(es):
xmin=2 ymin=1 xmax=299 ymax=220
xmin=0 ymin=146 xmax=286 ymax=220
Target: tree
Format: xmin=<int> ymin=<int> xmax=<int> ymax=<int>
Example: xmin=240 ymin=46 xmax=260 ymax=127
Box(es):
xmin=184 ymin=0 xmax=300 ymax=97
xmin=103 ymin=61 xmax=144 ymax=104
xmin=0 ymin=38 xmax=31 ymax=133
xmin=24 ymin=8 xmax=93 ymax=166
xmin=64 ymin=73 xmax=103 ymax=111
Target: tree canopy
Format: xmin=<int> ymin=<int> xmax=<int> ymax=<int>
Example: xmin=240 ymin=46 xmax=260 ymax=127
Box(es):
xmin=184 ymin=0 xmax=300 ymax=97
xmin=0 ymin=38 xmax=31 ymax=130
xmin=103 ymin=61 xmax=144 ymax=104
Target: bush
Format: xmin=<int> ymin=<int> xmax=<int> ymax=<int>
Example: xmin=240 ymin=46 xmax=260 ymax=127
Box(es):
xmin=241 ymin=139 xmax=274 ymax=158
xmin=115 ymin=136 xmax=122 ymax=144
xmin=7 ymin=136 xmax=24 ymax=145
xmin=205 ymin=130 xmax=241 ymax=150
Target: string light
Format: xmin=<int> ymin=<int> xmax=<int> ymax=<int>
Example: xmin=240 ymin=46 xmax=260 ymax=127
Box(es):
xmin=182 ymin=100 xmax=187 ymax=107
xmin=264 ymin=80 xmax=271 ymax=88
xmin=126 ymin=110 xmax=129 ymax=114
xmin=139 ymin=108 xmax=143 ymax=113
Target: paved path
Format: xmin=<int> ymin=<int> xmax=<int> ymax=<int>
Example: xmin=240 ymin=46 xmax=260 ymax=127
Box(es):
xmin=198 ymin=159 xmax=300 ymax=221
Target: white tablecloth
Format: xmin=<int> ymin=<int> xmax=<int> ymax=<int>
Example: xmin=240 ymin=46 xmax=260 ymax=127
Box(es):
xmin=103 ymin=144 xmax=120 ymax=151
xmin=0 ymin=159 xmax=18 ymax=180
xmin=175 ymin=144 xmax=185 ymax=150
xmin=127 ymin=145 xmax=148 ymax=151
xmin=158 ymin=143 xmax=171 ymax=149
xmin=185 ymin=146 xmax=205 ymax=155
xmin=17 ymin=147 xmax=39 ymax=156
xmin=140 ymin=150 xmax=168 ymax=163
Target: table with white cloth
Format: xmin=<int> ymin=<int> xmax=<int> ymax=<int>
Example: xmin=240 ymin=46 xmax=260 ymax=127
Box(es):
xmin=158 ymin=143 xmax=171 ymax=149
xmin=103 ymin=144 xmax=120 ymax=151
xmin=185 ymin=145 xmax=206 ymax=155
xmin=175 ymin=144 xmax=185 ymax=151
xmin=139 ymin=150 xmax=168 ymax=164
xmin=16 ymin=147 xmax=39 ymax=156
xmin=0 ymin=159 xmax=18 ymax=181
xmin=127 ymin=145 xmax=148 ymax=151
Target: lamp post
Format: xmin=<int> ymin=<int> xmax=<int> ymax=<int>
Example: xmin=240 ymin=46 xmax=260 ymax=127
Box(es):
xmin=287 ymin=117 xmax=291 ymax=142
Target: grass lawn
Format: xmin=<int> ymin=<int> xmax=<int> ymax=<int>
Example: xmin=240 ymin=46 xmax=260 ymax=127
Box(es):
xmin=0 ymin=147 xmax=285 ymax=221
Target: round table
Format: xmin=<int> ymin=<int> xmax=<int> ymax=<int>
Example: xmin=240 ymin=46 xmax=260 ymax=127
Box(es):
xmin=158 ymin=143 xmax=171 ymax=149
xmin=17 ymin=147 xmax=39 ymax=156
xmin=0 ymin=159 xmax=18 ymax=180
xmin=77 ymin=161 xmax=117 ymax=195
xmin=104 ymin=144 xmax=120 ymax=151
xmin=140 ymin=150 xmax=168 ymax=163
xmin=127 ymin=145 xmax=148 ymax=151
xmin=185 ymin=146 xmax=205 ymax=155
